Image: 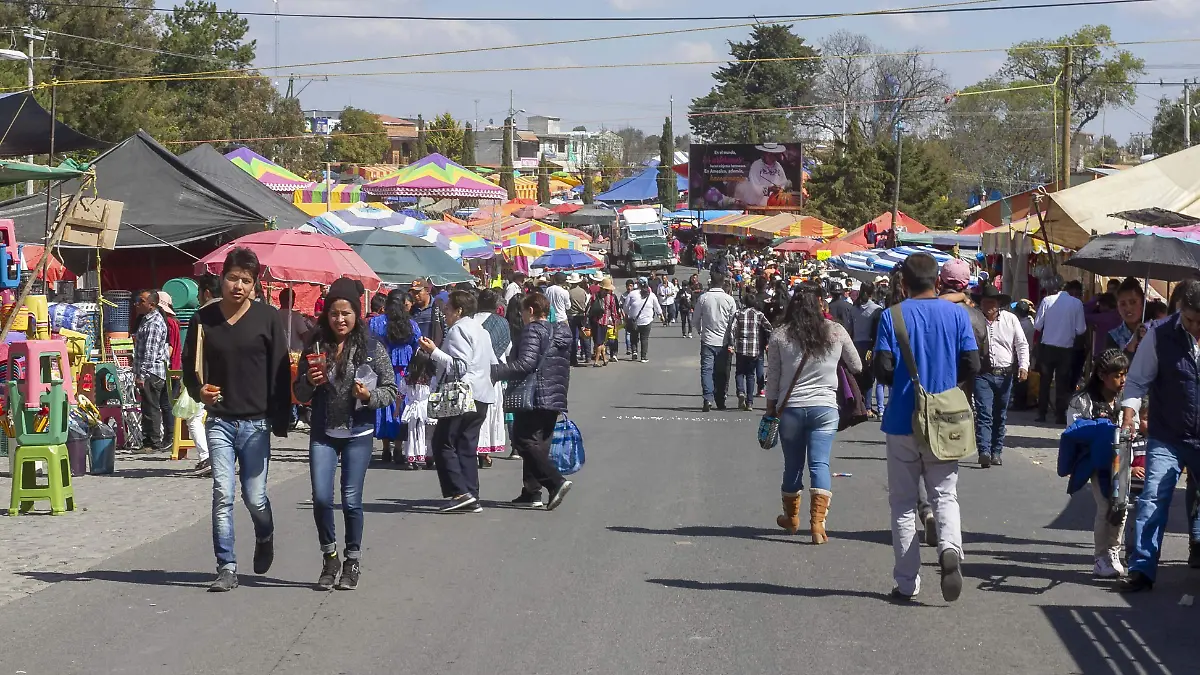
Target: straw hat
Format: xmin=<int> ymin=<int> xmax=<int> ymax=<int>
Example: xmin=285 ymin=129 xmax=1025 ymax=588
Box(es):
xmin=600 ymin=277 xmax=615 ymax=291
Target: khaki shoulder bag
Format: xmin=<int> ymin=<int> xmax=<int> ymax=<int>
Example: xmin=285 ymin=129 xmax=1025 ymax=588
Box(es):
xmin=890 ymin=304 xmax=976 ymax=461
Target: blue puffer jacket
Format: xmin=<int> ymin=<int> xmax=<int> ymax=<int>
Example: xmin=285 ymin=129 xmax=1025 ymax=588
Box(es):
xmin=1058 ymin=417 xmax=1118 ymax=498
xmin=492 ymin=319 xmax=571 ymax=412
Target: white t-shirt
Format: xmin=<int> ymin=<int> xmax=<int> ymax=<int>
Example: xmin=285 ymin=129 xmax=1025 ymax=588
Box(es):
xmin=544 ymin=284 xmax=571 ymax=323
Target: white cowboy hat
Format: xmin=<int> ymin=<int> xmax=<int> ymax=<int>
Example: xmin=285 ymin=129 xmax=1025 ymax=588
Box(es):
xmin=754 ymin=143 xmax=787 ymax=154
xmin=565 ymin=272 xmax=583 ymax=284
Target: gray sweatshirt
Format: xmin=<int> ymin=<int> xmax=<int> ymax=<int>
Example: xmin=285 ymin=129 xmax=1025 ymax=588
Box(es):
xmin=766 ymin=320 xmax=862 ymax=410
xmin=694 ymin=288 xmax=738 ymax=347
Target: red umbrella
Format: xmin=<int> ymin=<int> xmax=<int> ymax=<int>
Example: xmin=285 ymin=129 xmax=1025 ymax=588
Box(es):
xmin=561 ymin=227 xmax=593 ymax=242
xmin=514 ymin=205 xmax=553 ymax=220
xmin=550 ymin=203 xmax=582 ymax=215
xmin=194 ymin=229 xmax=381 ymax=292
xmin=774 ymin=237 xmax=820 ymax=253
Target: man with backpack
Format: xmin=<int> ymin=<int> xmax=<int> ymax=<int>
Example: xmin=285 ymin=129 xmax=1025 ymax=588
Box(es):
xmin=874 ymin=253 xmax=980 ymax=602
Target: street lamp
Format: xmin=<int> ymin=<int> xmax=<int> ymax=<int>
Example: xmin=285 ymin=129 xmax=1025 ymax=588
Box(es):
xmin=0 ymin=46 xmax=36 ymax=195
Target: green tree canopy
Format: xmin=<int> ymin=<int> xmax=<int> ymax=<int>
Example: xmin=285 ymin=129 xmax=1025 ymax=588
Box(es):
xmin=689 ymin=24 xmax=820 ymax=143
xmin=500 ymin=117 xmax=515 ymax=199
xmin=658 ymin=116 xmax=675 ymax=207
xmin=805 ymin=120 xmax=888 ymax=231
xmin=426 ymin=112 xmax=463 ymax=162
xmin=461 ymin=122 xmax=476 ymax=166
xmin=876 ymin=138 xmax=965 ymax=230
xmin=1150 ymin=96 xmax=1200 ymax=157
xmin=330 ymin=107 xmax=388 ymax=164
xmin=537 ymin=157 xmax=551 ymax=204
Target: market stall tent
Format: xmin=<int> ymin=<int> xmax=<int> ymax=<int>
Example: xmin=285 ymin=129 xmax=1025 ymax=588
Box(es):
xmin=224 ymin=146 xmax=315 ymax=192
xmin=337 ymin=229 xmax=472 ymax=286
xmin=839 ymin=211 xmax=929 ymax=247
xmin=178 ymin=144 xmax=310 ymax=230
xmin=595 ymin=160 xmax=687 ymax=204
xmin=365 ymin=153 xmax=507 ymax=199
xmin=1042 ymin=144 xmax=1200 ymax=250
xmin=0 ymin=92 xmax=110 ymax=158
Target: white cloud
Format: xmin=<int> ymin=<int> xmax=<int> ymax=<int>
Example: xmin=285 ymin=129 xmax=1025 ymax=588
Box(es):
xmin=675 ymin=40 xmax=718 ymax=64
xmin=1142 ymin=0 xmax=1200 ymax=18
xmin=884 ymin=10 xmax=950 ymax=34
xmin=608 ymin=0 xmax=668 ymax=10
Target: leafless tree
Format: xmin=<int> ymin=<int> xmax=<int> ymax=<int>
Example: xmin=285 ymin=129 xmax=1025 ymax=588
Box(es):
xmin=868 ymin=49 xmax=950 ymax=142
xmin=812 ymin=31 xmax=876 ymax=142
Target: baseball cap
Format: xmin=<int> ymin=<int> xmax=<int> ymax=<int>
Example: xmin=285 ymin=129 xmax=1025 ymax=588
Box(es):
xmin=938 ymin=259 xmax=971 ymax=290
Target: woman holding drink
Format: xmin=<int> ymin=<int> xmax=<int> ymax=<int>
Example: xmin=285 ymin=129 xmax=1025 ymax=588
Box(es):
xmin=293 ymin=278 xmax=397 ymax=591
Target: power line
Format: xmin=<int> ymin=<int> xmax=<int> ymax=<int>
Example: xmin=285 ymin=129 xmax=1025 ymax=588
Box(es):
xmin=0 ymin=0 xmax=1155 ymax=22
xmin=42 ymin=29 xmax=226 ymax=63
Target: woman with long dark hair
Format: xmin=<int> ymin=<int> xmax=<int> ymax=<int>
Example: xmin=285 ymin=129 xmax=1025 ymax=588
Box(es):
xmin=369 ymin=289 xmax=422 ymax=467
xmin=765 ymin=282 xmax=861 ymax=544
xmin=294 ymin=278 xmax=398 ymax=590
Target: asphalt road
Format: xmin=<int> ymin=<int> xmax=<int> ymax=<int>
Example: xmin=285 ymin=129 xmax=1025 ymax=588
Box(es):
xmin=1 ymin=328 xmax=1198 ymax=675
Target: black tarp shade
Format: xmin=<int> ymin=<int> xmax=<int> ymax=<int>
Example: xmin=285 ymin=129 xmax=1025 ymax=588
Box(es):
xmin=1108 ymin=207 xmax=1200 ymax=229
xmin=0 ymin=92 xmax=109 ymax=158
xmin=177 ymin=144 xmax=309 ymax=231
xmin=0 ymin=130 xmax=274 ymax=248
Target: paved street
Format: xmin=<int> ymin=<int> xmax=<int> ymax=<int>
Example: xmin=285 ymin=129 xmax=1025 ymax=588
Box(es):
xmin=1 ymin=331 xmax=1197 ymax=675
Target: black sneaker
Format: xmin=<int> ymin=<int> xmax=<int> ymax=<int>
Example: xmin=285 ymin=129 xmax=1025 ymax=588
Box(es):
xmin=979 ymin=453 xmax=992 ymax=468
xmin=702 ymin=400 xmax=712 ymax=412
xmin=923 ymin=513 xmax=937 ymax=547
xmin=1120 ymin=570 xmax=1154 ymax=593
xmin=939 ymin=548 xmax=963 ymax=602
xmin=335 ymin=558 xmax=360 ymax=590
xmin=253 ymin=535 xmax=274 ymax=575
xmin=381 ymin=449 xmax=393 ymax=463
xmin=208 ymin=569 xmax=238 ymax=592
xmin=317 ymin=552 xmax=339 ymax=590
xmin=546 ymin=480 xmax=573 ymax=511
xmin=441 ymin=494 xmax=478 ymax=512
xmin=1190 ymin=542 xmax=1200 ymax=569
xmin=992 ymin=454 xmax=1003 ymax=466
xmin=512 ymin=492 xmax=544 ymax=507
xmin=737 ymin=394 xmax=746 ymax=410
xmin=888 ymin=587 xmax=914 ymax=602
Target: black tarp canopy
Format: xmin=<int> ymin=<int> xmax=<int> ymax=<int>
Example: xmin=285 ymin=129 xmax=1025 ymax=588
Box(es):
xmin=0 ymin=92 xmax=109 ymax=157
xmin=0 ymin=130 xmax=280 ymax=248
xmin=177 ymin=144 xmax=309 ymax=231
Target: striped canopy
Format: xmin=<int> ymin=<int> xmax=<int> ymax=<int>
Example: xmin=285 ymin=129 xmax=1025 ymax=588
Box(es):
xmin=364 ymin=153 xmax=508 ymax=199
xmin=500 ymin=222 xmax=587 ymax=250
xmin=294 ymin=183 xmax=363 ymax=204
xmin=426 ymin=220 xmax=495 ymax=259
xmin=702 ymin=213 xmax=771 ymax=236
xmin=225 ymin=147 xmax=314 ymax=192
xmin=753 ymin=214 xmax=844 ymax=240
xmin=305 ymin=205 xmax=464 ymax=261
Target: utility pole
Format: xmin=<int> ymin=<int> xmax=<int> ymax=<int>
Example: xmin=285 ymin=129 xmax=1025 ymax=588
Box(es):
xmin=473 ymin=98 xmax=479 ymax=131
xmin=891 ymin=123 xmax=903 ymax=234
xmin=1060 ymin=45 xmax=1073 ymax=190
xmin=23 ymin=28 xmax=41 ymax=196
xmin=1185 ymin=79 xmax=1192 ymax=148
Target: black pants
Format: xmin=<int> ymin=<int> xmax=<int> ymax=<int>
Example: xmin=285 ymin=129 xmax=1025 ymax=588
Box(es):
xmin=1038 ymin=345 xmax=1074 ymax=417
xmin=432 ymin=402 xmax=489 ymax=498
xmin=854 ymin=341 xmax=875 ymax=404
xmin=680 ymin=309 xmax=692 ymax=335
xmin=511 ymin=409 xmax=565 ymax=497
xmin=570 ymin=315 xmax=590 ymax=365
xmin=139 ymin=374 xmax=167 ymax=448
xmin=636 ymin=324 xmax=652 ymax=359
xmin=713 ymin=348 xmax=732 ymax=407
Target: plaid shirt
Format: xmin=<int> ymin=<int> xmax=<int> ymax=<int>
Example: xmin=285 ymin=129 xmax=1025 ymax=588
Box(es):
xmin=134 ymin=310 xmax=169 ymax=379
xmin=728 ymin=307 xmax=772 ymax=356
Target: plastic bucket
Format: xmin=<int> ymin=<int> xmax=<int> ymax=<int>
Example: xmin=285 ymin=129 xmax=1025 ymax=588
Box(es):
xmin=162 ymin=277 xmax=199 ymax=310
xmin=102 ymin=290 xmax=132 ymax=332
xmin=66 ymin=438 xmax=88 ymax=476
xmin=88 ymin=436 xmax=115 ymax=474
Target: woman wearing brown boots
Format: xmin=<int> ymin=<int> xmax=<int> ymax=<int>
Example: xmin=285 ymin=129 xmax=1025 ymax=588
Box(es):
xmin=765 ymin=282 xmax=861 ymax=543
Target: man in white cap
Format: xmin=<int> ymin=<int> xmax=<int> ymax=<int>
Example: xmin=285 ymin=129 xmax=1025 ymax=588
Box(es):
xmin=732 ymin=143 xmax=791 ymax=207
xmin=566 ymin=272 xmax=591 ymax=366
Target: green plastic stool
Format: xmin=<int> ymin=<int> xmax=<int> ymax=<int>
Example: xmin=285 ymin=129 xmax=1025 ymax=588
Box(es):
xmin=8 ymin=444 xmax=77 ymax=516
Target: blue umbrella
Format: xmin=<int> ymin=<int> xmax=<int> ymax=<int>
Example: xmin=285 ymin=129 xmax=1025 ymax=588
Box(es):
xmin=531 ymin=248 xmax=600 ymax=271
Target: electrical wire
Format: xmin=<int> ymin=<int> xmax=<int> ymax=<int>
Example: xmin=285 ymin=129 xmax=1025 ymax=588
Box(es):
xmin=42 ymin=29 xmax=227 ymax=63
xmin=0 ymin=0 xmax=1154 ymax=22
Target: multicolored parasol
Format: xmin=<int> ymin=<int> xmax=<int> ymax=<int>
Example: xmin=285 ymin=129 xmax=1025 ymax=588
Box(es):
xmin=225 ymin=147 xmax=314 ymax=192
xmin=426 ymin=220 xmax=496 ymax=259
xmin=363 ymin=153 xmax=508 ymax=199
xmin=500 ymin=222 xmax=587 ymax=250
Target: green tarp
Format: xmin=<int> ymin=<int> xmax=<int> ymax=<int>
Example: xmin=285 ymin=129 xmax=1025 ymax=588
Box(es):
xmin=336 ymin=229 xmax=473 ymax=286
xmin=0 ymin=159 xmax=87 ymax=187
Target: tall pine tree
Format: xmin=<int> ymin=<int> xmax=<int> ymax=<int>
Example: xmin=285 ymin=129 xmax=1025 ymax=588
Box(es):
xmin=537 ymin=157 xmax=551 ymax=204
xmin=414 ymin=114 xmax=428 ymax=159
xmin=874 ymin=138 xmax=965 ymax=230
xmin=461 ymin=122 xmax=476 ymax=166
xmin=805 ymin=120 xmax=888 ymax=231
xmin=582 ymin=166 xmax=595 ymax=204
xmin=657 ymin=116 xmax=675 ymax=207
xmin=500 ymin=117 xmax=516 ymax=200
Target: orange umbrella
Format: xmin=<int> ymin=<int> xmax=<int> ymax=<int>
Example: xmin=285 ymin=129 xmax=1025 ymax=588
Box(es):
xmin=814 ymin=238 xmax=867 ymax=256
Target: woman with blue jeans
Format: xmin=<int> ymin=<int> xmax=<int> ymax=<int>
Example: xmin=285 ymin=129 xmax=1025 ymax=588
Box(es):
xmin=293 ymin=278 xmax=397 ymax=591
xmin=765 ymin=282 xmax=861 ymax=544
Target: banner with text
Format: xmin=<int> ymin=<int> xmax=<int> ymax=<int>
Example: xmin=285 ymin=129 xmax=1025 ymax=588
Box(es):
xmin=688 ymin=142 xmax=804 ymax=211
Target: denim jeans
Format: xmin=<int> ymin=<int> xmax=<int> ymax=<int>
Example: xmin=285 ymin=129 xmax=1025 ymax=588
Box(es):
xmin=208 ymin=417 xmax=274 ymax=572
xmin=873 ymin=383 xmax=888 ymax=416
xmin=1129 ymin=437 xmax=1200 ymax=581
xmin=699 ymin=344 xmax=731 ymax=406
xmin=973 ymin=372 xmax=1013 ymax=457
xmin=309 ymin=432 xmax=374 ymax=558
xmin=778 ymin=406 xmax=839 ymax=493
xmin=734 ymin=354 xmax=759 ymax=402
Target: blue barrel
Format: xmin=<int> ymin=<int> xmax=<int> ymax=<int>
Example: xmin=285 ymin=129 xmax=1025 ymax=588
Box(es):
xmin=102 ymin=290 xmax=132 ymax=332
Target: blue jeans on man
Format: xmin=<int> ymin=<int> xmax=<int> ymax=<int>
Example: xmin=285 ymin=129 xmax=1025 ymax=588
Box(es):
xmin=700 ymin=344 xmax=731 ymax=408
xmin=1129 ymin=437 xmax=1200 ymax=581
xmin=309 ymin=432 xmax=373 ymax=558
xmin=209 ymin=417 xmax=274 ymax=572
xmin=974 ymin=371 xmax=1014 ymax=459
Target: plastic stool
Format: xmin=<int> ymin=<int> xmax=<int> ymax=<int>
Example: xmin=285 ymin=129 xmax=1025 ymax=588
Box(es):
xmin=171 ymin=412 xmax=205 ymax=460
xmin=8 ymin=444 xmax=77 ymax=515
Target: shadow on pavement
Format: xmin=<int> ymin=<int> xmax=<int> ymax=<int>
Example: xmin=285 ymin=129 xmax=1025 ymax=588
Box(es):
xmin=608 ymin=524 xmax=795 ymax=543
xmin=1043 ymin=603 xmax=1194 ymax=675
xmin=647 ymin=577 xmax=895 ymax=602
xmin=835 ymin=455 xmax=888 ymax=461
xmin=836 ymin=528 xmax=1092 ymax=550
xmin=1003 ymin=433 xmax=1060 ymax=450
xmin=19 ymin=569 xmax=312 ymax=589
xmin=610 ymin=405 xmax=703 ymax=413
xmin=635 ymin=392 xmax=705 ymax=398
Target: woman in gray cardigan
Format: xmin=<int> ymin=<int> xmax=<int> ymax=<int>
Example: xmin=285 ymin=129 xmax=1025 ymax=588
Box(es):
xmin=765 ymin=282 xmax=861 ymax=544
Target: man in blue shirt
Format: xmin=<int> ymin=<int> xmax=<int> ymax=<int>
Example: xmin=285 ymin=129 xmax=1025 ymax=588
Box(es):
xmin=874 ymin=253 xmax=980 ymax=602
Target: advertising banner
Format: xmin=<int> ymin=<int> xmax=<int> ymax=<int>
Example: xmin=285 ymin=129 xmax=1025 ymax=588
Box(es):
xmin=688 ymin=142 xmax=804 ymax=211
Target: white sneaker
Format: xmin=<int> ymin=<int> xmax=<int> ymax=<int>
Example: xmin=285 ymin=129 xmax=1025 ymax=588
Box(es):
xmin=1093 ymin=554 xmax=1124 ymax=579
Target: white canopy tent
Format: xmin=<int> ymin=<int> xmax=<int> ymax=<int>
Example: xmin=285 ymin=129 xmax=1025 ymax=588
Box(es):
xmin=1042 ymin=144 xmax=1200 ymax=250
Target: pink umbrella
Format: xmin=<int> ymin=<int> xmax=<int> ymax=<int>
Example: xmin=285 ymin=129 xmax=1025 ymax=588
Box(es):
xmin=514 ymin=205 xmax=553 ymax=220
xmin=194 ymin=229 xmax=381 ymax=292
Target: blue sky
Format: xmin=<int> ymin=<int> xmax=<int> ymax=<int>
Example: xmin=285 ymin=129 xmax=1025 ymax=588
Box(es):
xmin=227 ymin=0 xmax=1199 ymax=143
